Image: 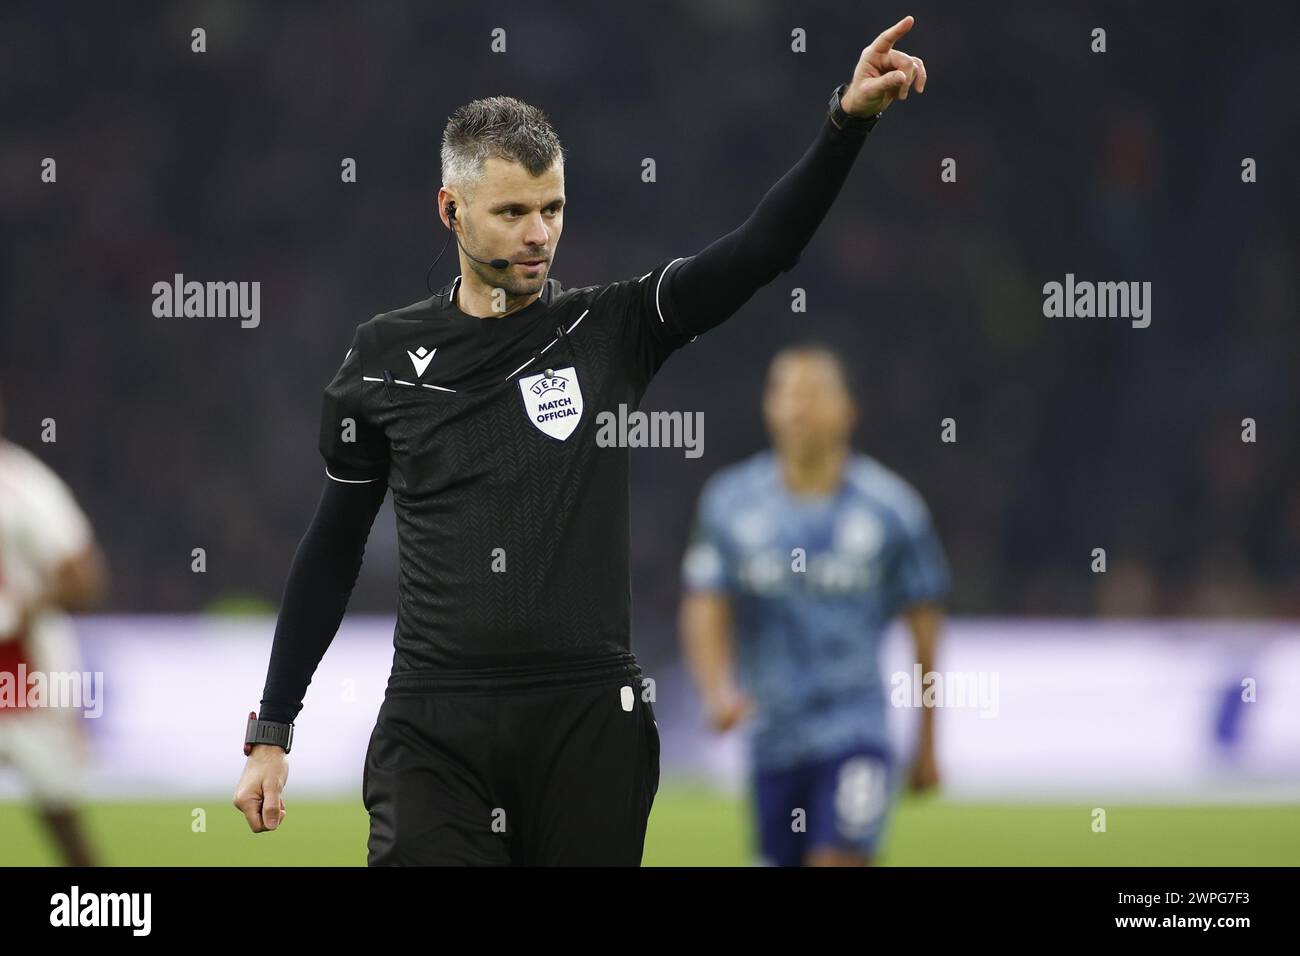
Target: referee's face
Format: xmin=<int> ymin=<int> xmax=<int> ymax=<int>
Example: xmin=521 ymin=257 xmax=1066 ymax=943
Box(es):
xmin=763 ymin=350 xmax=856 ymax=462
xmin=458 ymin=156 xmax=564 ymax=297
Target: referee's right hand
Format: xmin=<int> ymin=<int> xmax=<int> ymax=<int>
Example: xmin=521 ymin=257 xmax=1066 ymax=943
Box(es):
xmin=233 ymin=745 xmax=290 ymax=832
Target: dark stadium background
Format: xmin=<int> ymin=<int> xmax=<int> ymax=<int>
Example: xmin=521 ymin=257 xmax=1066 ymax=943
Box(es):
xmin=3 ymin=2 xmax=1300 ymax=872
xmin=4 ymin=1 xmax=1297 ymax=649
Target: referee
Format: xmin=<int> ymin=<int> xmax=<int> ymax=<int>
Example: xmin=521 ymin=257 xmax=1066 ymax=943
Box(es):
xmin=233 ymin=16 xmax=928 ymax=865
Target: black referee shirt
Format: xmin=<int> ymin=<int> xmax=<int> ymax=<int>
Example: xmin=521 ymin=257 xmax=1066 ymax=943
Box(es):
xmin=321 ymin=259 xmax=693 ymax=673
xmin=260 ymin=102 xmax=873 ymax=721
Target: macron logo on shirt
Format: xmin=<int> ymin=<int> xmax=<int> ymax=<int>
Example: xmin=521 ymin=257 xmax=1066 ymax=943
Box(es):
xmin=407 ymin=346 xmax=436 ymax=378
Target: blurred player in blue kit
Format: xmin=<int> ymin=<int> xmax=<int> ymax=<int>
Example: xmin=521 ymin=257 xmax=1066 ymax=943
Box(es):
xmin=679 ymin=345 xmax=950 ymax=866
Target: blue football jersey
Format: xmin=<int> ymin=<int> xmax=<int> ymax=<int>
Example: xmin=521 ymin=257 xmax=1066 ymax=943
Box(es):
xmin=682 ymin=450 xmax=950 ymax=771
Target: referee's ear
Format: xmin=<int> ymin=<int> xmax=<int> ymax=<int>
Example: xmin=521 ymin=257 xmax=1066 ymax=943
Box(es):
xmin=436 ymin=186 xmax=459 ymax=229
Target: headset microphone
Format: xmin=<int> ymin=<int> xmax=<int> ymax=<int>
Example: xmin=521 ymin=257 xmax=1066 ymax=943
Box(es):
xmin=451 ymin=205 xmax=511 ymax=271
xmin=425 ymin=202 xmax=510 ymax=293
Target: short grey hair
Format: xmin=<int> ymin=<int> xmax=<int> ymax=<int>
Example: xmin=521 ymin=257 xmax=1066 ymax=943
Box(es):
xmin=440 ymin=96 xmax=565 ymax=198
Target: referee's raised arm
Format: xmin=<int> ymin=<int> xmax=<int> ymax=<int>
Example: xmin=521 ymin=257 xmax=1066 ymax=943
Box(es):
xmin=659 ymin=15 xmax=926 ymax=338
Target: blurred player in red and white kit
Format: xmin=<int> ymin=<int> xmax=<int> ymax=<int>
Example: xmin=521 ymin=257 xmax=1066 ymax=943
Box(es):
xmin=0 ymin=389 xmax=108 ymax=865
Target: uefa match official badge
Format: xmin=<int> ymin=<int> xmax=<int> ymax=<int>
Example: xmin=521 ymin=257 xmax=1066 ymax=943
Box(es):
xmin=518 ymin=366 xmax=584 ymax=440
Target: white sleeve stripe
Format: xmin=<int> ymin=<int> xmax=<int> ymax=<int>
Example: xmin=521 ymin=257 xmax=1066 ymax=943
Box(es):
xmin=325 ymin=467 xmax=381 ymax=484
xmin=566 ymin=308 xmax=590 ymax=334
xmin=655 ymin=257 xmax=687 ymax=324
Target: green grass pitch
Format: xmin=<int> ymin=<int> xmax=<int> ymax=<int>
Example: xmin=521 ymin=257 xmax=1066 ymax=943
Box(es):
xmin=2 ymin=784 xmax=1297 ymax=866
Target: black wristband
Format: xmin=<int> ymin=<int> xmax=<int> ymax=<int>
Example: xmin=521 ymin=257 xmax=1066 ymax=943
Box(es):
xmin=244 ymin=711 xmax=294 ymax=755
xmin=828 ymin=83 xmax=879 ymax=134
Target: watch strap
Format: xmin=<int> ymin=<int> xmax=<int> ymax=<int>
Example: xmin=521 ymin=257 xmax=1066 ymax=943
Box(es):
xmin=244 ymin=711 xmax=294 ymax=755
xmin=829 ymin=82 xmax=879 ymax=134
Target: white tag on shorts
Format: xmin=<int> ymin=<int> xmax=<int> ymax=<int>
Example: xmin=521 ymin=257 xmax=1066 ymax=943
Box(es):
xmin=620 ymin=685 xmax=634 ymax=712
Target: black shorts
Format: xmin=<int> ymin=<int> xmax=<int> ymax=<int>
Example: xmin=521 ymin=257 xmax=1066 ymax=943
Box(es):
xmin=362 ymin=656 xmax=660 ymax=866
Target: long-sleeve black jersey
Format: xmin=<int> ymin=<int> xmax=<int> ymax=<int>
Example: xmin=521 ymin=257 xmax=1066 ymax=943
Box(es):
xmin=259 ymin=101 xmax=875 ymax=723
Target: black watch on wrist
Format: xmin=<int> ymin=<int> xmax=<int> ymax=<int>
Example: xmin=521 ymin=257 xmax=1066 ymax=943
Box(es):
xmin=828 ymin=82 xmax=879 ymax=133
xmin=244 ymin=711 xmax=293 ymax=755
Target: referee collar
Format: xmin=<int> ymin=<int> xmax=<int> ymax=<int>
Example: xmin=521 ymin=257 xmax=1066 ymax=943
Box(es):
xmin=438 ymin=274 xmax=558 ymax=318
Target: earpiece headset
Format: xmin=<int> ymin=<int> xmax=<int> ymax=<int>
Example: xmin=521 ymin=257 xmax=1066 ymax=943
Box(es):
xmin=425 ymin=200 xmax=510 ymax=293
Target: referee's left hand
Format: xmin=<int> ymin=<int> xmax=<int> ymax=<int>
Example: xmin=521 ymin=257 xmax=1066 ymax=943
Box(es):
xmin=233 ymin=745 xmax=290 ymax=832
xmin=840 ymin=14 xmax=927 ymax=118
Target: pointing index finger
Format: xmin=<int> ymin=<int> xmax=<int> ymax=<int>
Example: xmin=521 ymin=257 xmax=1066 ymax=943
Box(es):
xmin=872 ymin=15 xmax=915 ymax=53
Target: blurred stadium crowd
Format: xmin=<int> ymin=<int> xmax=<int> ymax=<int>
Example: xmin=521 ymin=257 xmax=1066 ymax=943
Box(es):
xmin=1 ymin=0 xmax=1296 ymax=661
